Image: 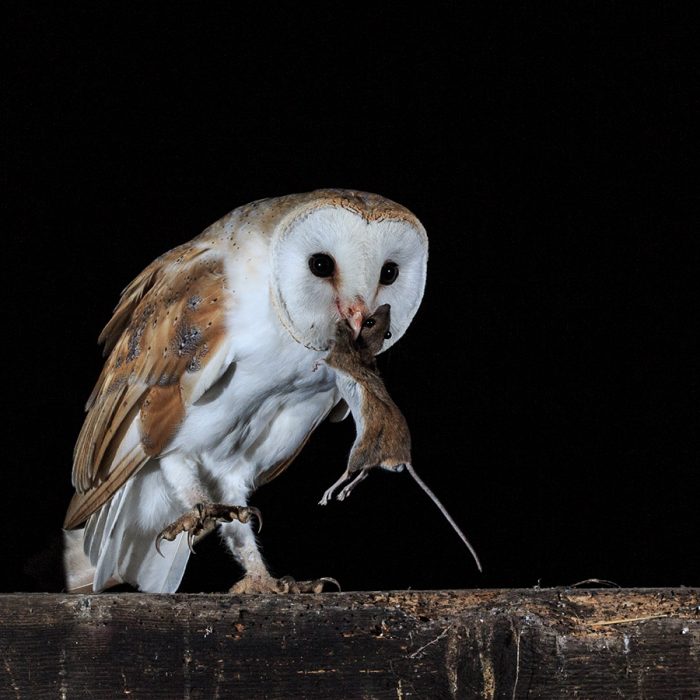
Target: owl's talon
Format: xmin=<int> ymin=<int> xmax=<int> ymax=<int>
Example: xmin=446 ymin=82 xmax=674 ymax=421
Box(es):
xmin=242 ymin=506 xmax=263 ymax=533
xmin=316 ymin=576 xmax=342 ymax=592
xmin=277 ymin=575 xmax=341 ymax=593
xmin=154 ymin=502 xmax=263 ymax=555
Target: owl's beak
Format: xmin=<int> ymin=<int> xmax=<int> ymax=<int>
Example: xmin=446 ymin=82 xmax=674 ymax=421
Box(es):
xmin=339 ymin=298 xmax=370 ymax=338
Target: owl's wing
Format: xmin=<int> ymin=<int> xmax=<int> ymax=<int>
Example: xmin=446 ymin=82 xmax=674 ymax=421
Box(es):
xmin=64 ymin=242 xmax=231 ymax=529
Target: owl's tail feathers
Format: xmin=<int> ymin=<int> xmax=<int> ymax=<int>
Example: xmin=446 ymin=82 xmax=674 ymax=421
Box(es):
xmin=63 ymin=528 xmax=93 ymax=592
xmin=77 ymin=472 xmax=192 ymax=593
xmin=62 ymin=528 xmax=122 ymax=593
xmin=112 ymin=522 xmax=191 ymax=594
xmin=64 ymin=520 xmax=191 ymax=594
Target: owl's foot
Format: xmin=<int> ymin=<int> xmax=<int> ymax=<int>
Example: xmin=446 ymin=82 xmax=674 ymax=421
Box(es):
xmin=229 ymin=573 xmax=340 ymax=595
xmin=155 ymin=503 xmax=262 ymax=556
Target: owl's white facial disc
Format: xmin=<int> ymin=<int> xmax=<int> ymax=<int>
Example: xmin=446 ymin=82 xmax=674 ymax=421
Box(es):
xmin=271 ymin=205 xmax=428 ymax=351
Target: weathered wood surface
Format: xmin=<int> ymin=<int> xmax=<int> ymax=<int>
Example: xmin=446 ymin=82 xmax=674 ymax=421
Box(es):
xmin=0 ymin=589 xmax=698 ymax=699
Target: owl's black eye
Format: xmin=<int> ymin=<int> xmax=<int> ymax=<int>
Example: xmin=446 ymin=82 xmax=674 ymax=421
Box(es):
xmin=308 ymin=253 xmax=335 ymax=278
xmin=379 ymin=261 xmax=399 ymax=285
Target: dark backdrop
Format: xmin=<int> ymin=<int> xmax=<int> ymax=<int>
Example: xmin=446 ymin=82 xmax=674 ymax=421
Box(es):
xmin=5 ymin=4 xmax=697 ymax=593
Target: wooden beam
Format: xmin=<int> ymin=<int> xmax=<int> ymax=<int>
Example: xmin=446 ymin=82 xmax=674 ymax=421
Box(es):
xmin=1 ymin=589 xmax=698 ymax=698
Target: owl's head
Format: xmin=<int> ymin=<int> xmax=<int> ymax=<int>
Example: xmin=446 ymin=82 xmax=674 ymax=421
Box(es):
xmin=270 ymin=190 xmax=428 ymax=351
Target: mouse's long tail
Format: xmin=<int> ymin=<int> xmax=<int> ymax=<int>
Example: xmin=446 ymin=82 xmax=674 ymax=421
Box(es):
xmin=405 ymin=463 xmax=483 ymax=573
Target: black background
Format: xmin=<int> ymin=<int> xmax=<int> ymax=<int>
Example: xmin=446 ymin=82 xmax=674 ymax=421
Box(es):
xmin=5 ymin=4 xmax=697 ymax=593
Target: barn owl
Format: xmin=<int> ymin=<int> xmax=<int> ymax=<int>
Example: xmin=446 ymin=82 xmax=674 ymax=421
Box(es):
xmin=63 ymin=189 xmax=428 ymax=594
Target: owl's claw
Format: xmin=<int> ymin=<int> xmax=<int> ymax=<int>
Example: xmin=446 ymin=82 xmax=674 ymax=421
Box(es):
xmin=155 ymin=503 xmax=262 ymax=557
xmin=277 ymin=576 xmax=341 ymax=594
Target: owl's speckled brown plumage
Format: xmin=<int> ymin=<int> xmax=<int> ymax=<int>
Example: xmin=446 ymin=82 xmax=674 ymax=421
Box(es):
xmin=66 ymin=245 xmax=229 ymax=529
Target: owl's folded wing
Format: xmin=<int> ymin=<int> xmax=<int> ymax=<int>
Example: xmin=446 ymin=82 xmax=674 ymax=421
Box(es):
xmin=64 ymin=242 xmax=231 ymax=529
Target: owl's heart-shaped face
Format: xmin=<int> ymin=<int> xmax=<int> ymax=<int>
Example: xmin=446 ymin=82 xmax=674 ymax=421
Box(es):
xmin=271 ymin=205 xmax=428 ymax=351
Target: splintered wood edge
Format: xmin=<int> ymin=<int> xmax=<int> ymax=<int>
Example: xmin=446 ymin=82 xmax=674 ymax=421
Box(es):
xmin=2 ymin=588 xmax=698 ymax=628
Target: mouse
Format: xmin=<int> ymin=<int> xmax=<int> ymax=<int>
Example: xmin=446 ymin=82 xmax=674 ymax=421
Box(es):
xmin=320 ymin=303 xmax=483 ymax=572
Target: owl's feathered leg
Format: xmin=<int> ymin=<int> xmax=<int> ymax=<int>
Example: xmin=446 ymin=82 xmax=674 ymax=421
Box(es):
xmin=222 ymin=519 xmax=279 ymax=593
xmin=157 ymin=454 xmax=263 ymax=552
xmin=219 ymin=516 xmax=339 ymax=594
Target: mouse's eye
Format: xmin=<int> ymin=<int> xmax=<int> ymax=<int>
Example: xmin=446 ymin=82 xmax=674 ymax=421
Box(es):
xmin=379 ymin=261 xmax=399 ymax=285
xmin=362 ymin=318 xmax=376 ymax=329
xmin=308 ymin=253 xmax=335 ymax=278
